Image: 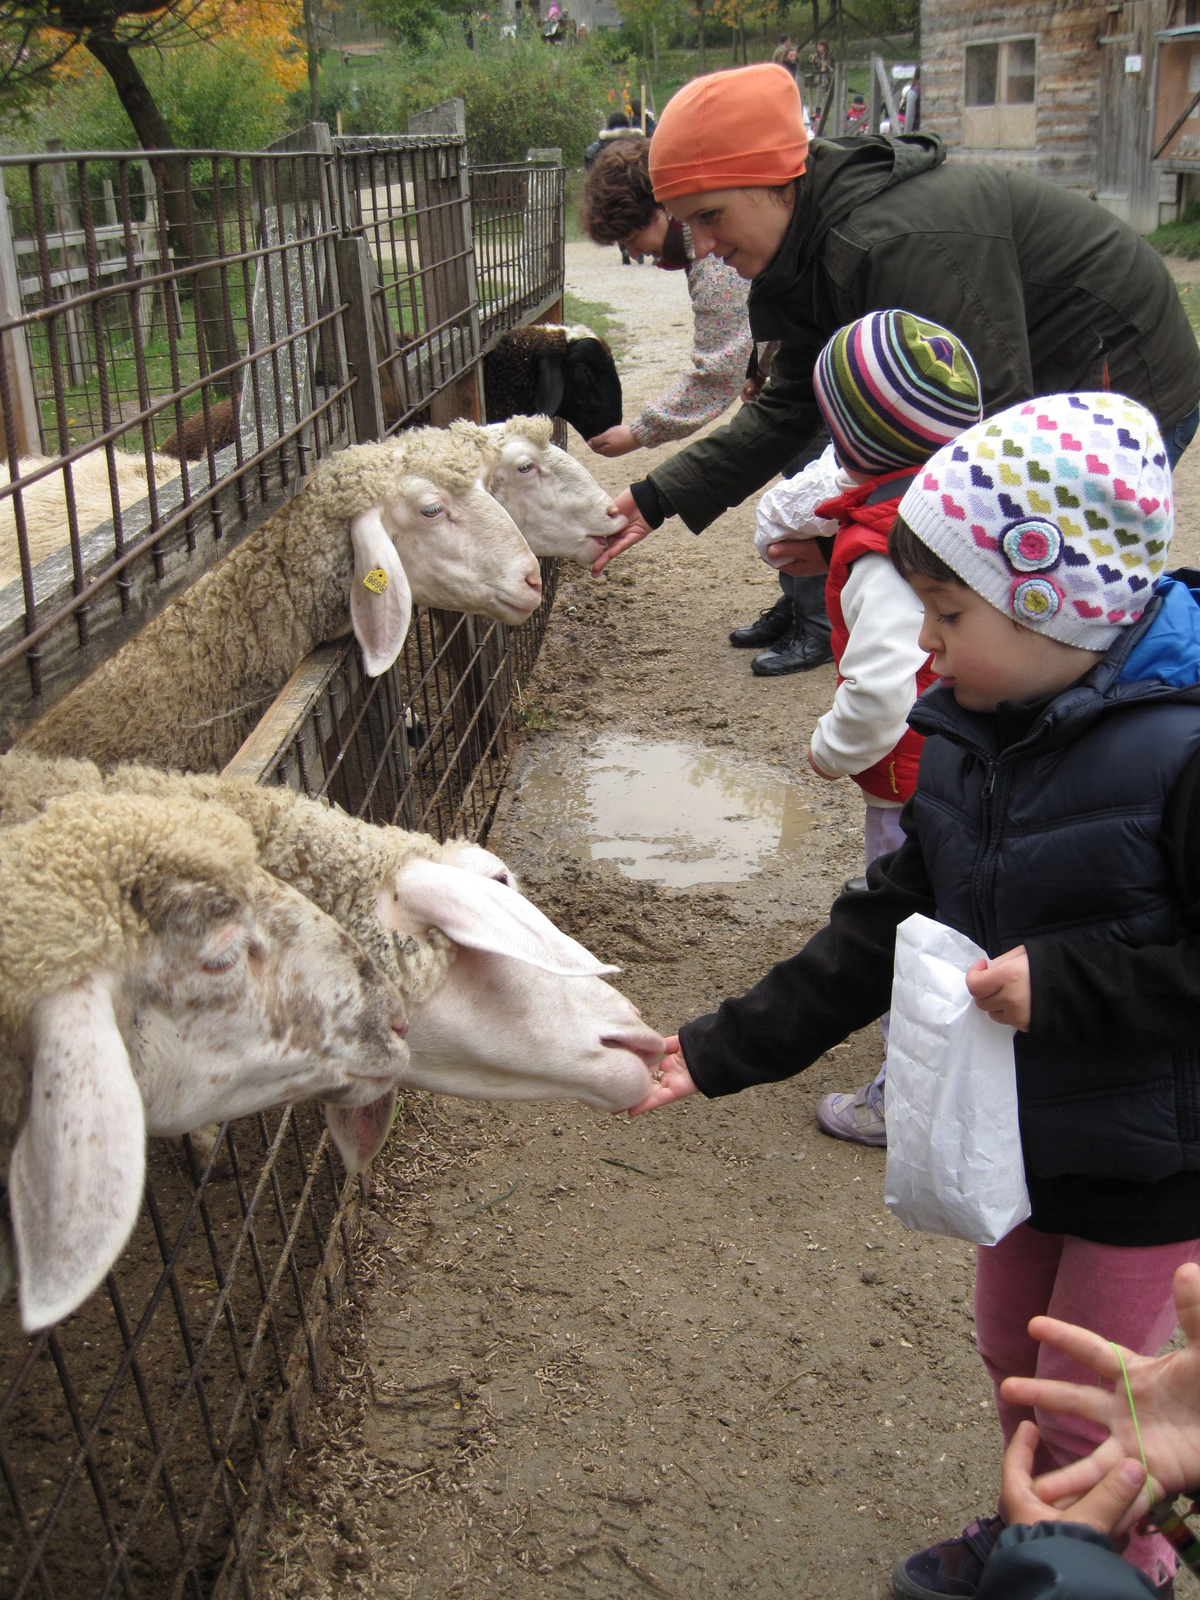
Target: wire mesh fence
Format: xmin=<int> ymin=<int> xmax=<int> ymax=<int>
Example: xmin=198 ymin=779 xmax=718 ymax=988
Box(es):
xmin=0 ymin=1108 xmax=362 ymax=1600
xmin=0 ymin=125 xmax=565 ymax=1600
xmin=335 ymin=135 xmax=479 ymax=437
xmin=226 ymin=550 xmax=562 ymax=839
xmin=0 ymin=134 xmax=352 ymax=737
xmin=0 ymin=130 xmax=565 ymax=751
xmin=470 ymin=161 xmax=565 ymax=350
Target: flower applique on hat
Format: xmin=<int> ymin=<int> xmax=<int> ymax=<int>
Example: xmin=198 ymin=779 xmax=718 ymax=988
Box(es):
xmin=897 ymin=391 xmax=1173 ymax=650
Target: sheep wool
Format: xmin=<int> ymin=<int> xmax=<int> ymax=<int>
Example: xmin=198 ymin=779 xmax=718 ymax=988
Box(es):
xmin=0 ymin=754 xmax=460 ymax=1004
xmin=17 ymin=434 xmax=483 ymax=775
xmin=0 ymin=792 xmax=259 ymax=1038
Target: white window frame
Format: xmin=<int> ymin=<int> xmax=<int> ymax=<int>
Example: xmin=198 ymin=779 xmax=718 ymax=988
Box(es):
xmin=963 ymin=36 xmax=1037 ymax=149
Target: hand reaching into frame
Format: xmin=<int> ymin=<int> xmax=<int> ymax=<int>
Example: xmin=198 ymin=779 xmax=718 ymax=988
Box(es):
xmin=1001 ymin=1262 xmax=1200 ymax=1510
xmin=1000 ymin=1419 xmax=1152 ymax=1538
xmin=588 ymin=425 xmax=640 ymax=458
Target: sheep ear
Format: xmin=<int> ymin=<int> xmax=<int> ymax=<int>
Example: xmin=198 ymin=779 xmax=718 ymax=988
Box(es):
xmin=388 ymin=858 xmax=619 ymax=977
xmin=350 ymin=507 xmax=413 ymax=676
xmin=533 ymin=352 xmax=565 ymax=418
xmin=324 ymin=1086 xmax=398 ymax=1175
xmin=10 ymin=976 xmax=146 ymax=1333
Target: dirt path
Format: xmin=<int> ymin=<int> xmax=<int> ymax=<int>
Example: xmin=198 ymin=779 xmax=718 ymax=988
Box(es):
xmin=261 ymin=243 xmax=1200 ymax=1600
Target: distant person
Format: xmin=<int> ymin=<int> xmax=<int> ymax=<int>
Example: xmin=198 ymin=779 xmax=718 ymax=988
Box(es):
xmin=584 ymin=113 xmax=644 ymax=262
xmin=582 ymin=138 xmax=752 ymax=457
xmin=631 ymin=97 xmax=657 ymax=136
xmin=809 ymin=37 xmax=832 ymax=93
xmin=901 ymin=66 xmax=921 ymax=132
xmin=772 ymin=33 xmax=798 ymax=83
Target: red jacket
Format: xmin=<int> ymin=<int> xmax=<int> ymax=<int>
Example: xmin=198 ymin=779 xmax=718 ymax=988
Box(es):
xmin=815 ymin=467 xmax=936 ymax=804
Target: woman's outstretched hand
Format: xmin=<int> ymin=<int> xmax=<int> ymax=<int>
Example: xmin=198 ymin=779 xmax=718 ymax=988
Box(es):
xmin=1001 ymin=1262 xmax=1200 ymax=1508
xmin=625 ymin=1036 xmax=698 ymax=1116
xmin=591 ymin=488 xmax=652 ymax=576
xmin=1000 ymin=1420 xmax=1152 ymax=1538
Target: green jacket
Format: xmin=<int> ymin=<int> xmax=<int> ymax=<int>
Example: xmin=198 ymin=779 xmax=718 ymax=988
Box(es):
xmin=647 ymin=133 xmax=1200 ymax=533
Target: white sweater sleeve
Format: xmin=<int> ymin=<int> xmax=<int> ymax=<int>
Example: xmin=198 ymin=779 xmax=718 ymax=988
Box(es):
xmin=809 ymin=553 xmax=929 ymax=780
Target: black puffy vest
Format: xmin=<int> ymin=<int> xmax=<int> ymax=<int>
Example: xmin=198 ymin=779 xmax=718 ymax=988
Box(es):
xmin=909 ymin=610 xmax=1200 ymax=1184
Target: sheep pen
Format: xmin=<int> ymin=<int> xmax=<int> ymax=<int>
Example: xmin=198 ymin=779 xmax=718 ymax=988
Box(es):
xmin=241 ymin=243 xmax=1200 ymax=1600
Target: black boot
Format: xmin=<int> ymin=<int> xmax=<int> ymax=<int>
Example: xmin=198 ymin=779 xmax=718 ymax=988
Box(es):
xmin=751 ymin=625 xmax=835 ymax=676
xmin=729 ymin=596 xmax=794 ymax=649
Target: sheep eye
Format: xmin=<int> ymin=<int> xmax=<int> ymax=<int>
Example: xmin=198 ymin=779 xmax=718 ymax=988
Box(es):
xmin=202 ymin=947 xmax=241 ymax=975
xmin=420 ymin=502 xmax=444 ymax=518
xmin=492 ymin=871 xmax=511 ymax=886
xmin=516 ymin=460 xmax=537 ymax=475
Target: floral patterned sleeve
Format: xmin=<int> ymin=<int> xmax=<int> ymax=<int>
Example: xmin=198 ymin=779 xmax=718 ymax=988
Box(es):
xmin=628 ymin=254 xmax=753 ymax=448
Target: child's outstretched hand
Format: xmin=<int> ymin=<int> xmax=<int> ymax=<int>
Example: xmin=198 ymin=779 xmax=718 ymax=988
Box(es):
xmin=625 ymin=1037 xmax=698 ymax=1117
xmin=966 ymin=945 xmax=1031 ymax=1030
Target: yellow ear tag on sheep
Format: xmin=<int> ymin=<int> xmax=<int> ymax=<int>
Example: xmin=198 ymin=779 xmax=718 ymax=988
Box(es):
xmin=363 ymin=567 xmax=390 ymax=595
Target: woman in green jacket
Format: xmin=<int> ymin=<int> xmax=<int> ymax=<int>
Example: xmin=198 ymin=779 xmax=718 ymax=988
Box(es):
xmin=593 ymin=62 xmax=1200 ymax=576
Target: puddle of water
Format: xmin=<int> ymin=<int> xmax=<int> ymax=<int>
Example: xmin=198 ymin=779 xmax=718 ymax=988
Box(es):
xmin=517 ymin=734 xmax=812 ymax=888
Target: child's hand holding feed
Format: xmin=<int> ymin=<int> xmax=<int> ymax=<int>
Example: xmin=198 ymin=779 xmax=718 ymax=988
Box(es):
xmin=625 ymin=1036 xmax=698 ymax=1117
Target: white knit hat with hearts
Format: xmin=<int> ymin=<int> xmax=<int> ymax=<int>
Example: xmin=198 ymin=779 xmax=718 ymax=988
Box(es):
xmin=897 ymin=391 xmax=1173 ymax=650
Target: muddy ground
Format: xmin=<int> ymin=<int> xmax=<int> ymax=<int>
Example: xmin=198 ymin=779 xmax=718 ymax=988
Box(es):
xmin=260 ymin=245 xmax=1200 ymax=1600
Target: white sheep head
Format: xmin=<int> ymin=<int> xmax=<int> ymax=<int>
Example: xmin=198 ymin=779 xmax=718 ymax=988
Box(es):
xmin=375 ymin=852 xmax=666 ymax=1111
xmin=1 ymin=792 xmax=409 ymax=1332
xmin=305 ymin=439 xmax=545 ymax=678
xmin=451 ymin=416 xmax=628 ymax=565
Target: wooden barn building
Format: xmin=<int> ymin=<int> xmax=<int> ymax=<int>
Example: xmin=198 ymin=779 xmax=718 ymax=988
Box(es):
xmin=920 ymin=0 xmax=1200 ymax=231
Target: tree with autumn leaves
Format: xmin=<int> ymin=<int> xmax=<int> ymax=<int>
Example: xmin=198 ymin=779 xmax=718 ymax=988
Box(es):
xmin=0 ymin=0 xmax=307 ymax=387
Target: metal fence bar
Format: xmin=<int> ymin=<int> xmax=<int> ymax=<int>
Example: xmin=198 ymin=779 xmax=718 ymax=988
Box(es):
xmin=0 ymin=139 xmax=357 ymax=742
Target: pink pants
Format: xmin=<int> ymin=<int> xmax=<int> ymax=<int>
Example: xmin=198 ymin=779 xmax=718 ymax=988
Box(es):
xmin=975 ymin=1222 xmax=1200 ymax=1585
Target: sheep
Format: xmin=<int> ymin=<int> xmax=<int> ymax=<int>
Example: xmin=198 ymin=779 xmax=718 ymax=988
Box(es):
xmin=161 ymin=396 xmax=239 ymax=461
xmin=451 ymin=415 xmax=628 ymax=565
xmin=18 ymin=434 xmax=543 ymax=774
xmin=0 ymin=753 xmax=667 ymax=1117
xmin=0 ymin=448 xmax=182 ymax=591
xmin=0 ymin=787 xmax=409 ymax=1332
xmin=483 ymin=324 xmax=622 ymax=442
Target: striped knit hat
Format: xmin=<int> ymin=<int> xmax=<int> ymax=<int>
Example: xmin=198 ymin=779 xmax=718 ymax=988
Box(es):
xmin=897 ymin=392 xmax=1173 ymax=650
xmin=813 ymin=311 xmax=983 ymax=475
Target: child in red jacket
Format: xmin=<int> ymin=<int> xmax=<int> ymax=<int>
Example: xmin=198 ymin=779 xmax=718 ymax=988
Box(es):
xmin=757 ymin=309 xmax=982 ymax=1145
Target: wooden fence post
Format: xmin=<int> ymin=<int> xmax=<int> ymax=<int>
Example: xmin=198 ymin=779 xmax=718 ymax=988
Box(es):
xmin=0 ymin=178 xmax=41 ymax=459
xmin=407 ymin=100 xmax=483 ymax=426
xmin=336 ymin=235 xmax=388 ymax=442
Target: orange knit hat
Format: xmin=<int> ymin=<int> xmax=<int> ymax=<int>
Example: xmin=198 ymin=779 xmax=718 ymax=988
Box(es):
xmin=649 ymin=63 xmax=808 ymax=202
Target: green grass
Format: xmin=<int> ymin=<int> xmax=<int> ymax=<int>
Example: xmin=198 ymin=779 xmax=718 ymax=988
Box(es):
xmin=564 ymin=290 xmax=626 ymax=355
xmin=1150 ymin=203 xmax=1200 ymax=261
xmin=28 ymin=282 xmax=246 ymax=450
xmin=1174 ymin=281 xmax=1200 ymax=340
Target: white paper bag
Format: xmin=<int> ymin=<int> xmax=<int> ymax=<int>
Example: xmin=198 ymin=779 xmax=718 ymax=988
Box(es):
xmin=883 ymin=914 xmax=1030 ymax=1247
